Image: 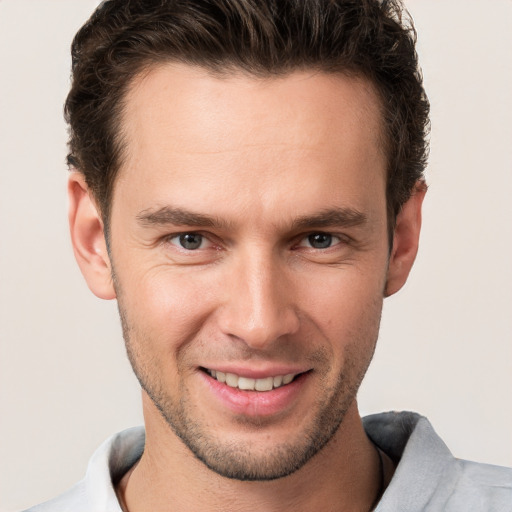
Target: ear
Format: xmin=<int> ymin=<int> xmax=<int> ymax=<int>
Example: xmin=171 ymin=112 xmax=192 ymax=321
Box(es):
xmin=68 ymin=172 xmax=116 ymax=300
xmin=385 ymin=181 xmax=427 ymax=297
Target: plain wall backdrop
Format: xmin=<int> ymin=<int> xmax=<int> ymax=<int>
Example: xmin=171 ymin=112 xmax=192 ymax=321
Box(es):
xmin=1 ymin=1 xmax=511 ymax=510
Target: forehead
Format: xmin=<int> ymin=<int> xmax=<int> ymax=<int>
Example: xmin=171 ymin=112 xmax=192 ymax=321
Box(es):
xmin=121 ymin=63 xmax=385 ymax=158
xmin=114 ymin=64 xmax=387 ymax=225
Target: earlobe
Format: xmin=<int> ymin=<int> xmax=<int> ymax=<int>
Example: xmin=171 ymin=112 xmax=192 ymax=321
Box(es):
xmin=385 ymin=181 xmax=427 ymax=297
xmin=68 ymin=172 xmax=116 ymax=300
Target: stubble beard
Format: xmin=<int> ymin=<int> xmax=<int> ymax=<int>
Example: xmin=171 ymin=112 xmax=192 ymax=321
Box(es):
xmin=117 ymin=300 xmax=379 ymax=482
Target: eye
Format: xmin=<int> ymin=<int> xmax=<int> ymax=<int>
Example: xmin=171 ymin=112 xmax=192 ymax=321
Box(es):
xmin=169 ymin=233 xmax=209 ymax=250
xmin=298 ymin=232 xmax=341 ymax=249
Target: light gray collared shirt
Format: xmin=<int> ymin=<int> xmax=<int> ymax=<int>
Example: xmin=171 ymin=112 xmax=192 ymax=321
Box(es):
xmin=25 ymin=412 xmax=512 ymax=511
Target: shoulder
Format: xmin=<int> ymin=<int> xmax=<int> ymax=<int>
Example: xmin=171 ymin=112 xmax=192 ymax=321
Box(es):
xmin=445 ymin=458 xmax=512 ymax=510
xmin=22 ymin=426 xmax=145 ymax=512
xmin=22 ymin=481 xmax=89 ymax=512
xmin=364 ymin=412 xmax=512 ymax=511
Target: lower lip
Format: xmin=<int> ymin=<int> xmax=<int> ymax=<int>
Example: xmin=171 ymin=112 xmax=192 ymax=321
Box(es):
xmin=200 ymin=371 xmax=308 ymax=417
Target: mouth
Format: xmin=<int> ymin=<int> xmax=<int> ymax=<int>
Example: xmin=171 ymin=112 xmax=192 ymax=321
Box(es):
xmin=199 ymin=366 xmax=311 ymax=417
xmin=201 ymin=368 xmax=302 ymax=392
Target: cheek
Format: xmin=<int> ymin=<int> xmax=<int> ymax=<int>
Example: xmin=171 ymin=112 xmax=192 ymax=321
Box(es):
xmin=120 ymin=266 xmax=218 ymax=354
xmin=298 ymin=267 xmax=385 ymax=347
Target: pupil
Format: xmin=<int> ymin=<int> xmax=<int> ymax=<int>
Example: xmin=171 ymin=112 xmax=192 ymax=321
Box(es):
xmin=309 ymin=233 xmax=332 ymax=249
xmin=180 ymin=233 xmax=202 ymax=250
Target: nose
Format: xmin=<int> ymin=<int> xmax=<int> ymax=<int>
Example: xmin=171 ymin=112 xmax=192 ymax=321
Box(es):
xmin=217 ymin=250 xmax=300 ymax=350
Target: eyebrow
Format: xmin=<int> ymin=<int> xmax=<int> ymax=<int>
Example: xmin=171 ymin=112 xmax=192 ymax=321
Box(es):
xmin=291 ymin=208 xmax=367 ymax=231
xmin=136 ymin=207 xmax=232 ymax=230
xmin=136 ymin=206 xmax=367 ymax=231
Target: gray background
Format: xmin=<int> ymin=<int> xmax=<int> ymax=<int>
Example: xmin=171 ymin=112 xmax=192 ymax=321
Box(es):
xmin=1 ymin=1 xmax=511 ymax=510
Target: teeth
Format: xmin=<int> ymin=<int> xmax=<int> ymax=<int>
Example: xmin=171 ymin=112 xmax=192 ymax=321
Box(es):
xmin=255 ymin=377 xmax=274 ymax=391
xmin=207 ymin=369 xmax=298 ymax=391
xmin=282 ymin=374 xmax=294 ymax=385
xmin=225 ymin=373 xmax=238 ymax=387
xmin=238 ymin=377 xmax=255 ymax=390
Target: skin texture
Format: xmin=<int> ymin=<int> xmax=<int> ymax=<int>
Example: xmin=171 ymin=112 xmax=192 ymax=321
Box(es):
xmin=69 ymin=65 xmax=425 ymax=511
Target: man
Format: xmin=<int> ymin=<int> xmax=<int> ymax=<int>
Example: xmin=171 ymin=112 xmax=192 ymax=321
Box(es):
xmin=24 ymin=0 xmax=511 ymax=511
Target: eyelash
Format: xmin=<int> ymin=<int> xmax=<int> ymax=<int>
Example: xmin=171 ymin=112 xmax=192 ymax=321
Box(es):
xmin=297 ymin=233 xmax=344 ymax=250
xmin=165 ymin=232 xmax=214 ymax=251
xmin=164 ymin=231 xmax=348 ymax=253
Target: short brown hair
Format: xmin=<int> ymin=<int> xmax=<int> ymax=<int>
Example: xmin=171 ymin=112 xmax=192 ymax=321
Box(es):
xmin=65 ymin=0 xmax=429 ymax=233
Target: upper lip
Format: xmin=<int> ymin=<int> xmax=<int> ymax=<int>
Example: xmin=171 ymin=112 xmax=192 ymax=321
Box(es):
xmin=200 ymin=365 xmax=310 ymax=379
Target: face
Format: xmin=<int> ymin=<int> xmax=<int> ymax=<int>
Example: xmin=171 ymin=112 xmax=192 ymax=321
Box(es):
xmin=107 ymin=65 xmax=391 ymax=480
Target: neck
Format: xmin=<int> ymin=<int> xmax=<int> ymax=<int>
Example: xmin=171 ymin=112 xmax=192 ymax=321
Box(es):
xmin=117 ymin=400 xmax=386 ymax=512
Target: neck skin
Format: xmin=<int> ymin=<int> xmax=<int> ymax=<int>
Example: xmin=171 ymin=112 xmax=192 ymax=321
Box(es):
xmin=117 ymin=394 xmax=392 ymax=512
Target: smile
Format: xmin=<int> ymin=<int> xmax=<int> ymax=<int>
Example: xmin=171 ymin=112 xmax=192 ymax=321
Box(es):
xmin=204 ymin=368 xmax=299 ymax=392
